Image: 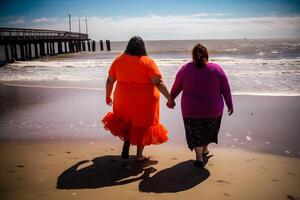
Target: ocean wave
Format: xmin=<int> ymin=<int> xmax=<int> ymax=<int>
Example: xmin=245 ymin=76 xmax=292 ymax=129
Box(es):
xmin=3 ymin=57 xmax=300 ymax=69
xmin=4 ymin=60 xmax=113 ymax=69
xmin=210 ymin=57 xmax=300 ymax=65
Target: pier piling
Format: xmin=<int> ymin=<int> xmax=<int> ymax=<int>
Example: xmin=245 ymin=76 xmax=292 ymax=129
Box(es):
xmin=58 ymin=42 xmax=62 ymax=54
xmin=34 ymin=43 xmax=38 ymax=58
xmin=100 ymin=40 xmax=104 ymax=51
xmin=64 ymin=42 xmax=67 ymax=53
xmin=82 ymin=41 xmax=86 ymax=51
xmin=20 ymin=44 xmax=25 ymax=61
xmin=87 ymin=41 xmax=91 ymax=51
xmin=40 ymin=42 xmax=45 ymax=56
xmin=28 ymin=44 xmax=32 ymax=60
xmin=92 ymin=41 xmax=96 ymax=51
xmin=24 ymin=44 xmax=29 ymax=60
xmin=4 ymin=44 xmax=9 ymax=62
xmin=106 ymin=40 xmax=111 ymax=51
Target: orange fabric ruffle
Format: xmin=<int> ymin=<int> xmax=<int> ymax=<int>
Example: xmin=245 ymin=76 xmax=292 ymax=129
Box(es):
xmin=102 ymin=112 xmax=168 ymax=146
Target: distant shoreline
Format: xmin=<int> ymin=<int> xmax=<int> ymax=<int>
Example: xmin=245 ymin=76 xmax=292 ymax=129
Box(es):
xmin=1 ymin=81 xmax=299 ymax=97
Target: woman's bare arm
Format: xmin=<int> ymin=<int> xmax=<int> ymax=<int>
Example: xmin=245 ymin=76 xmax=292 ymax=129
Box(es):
xmin=106 ymin=76 xmax=116 ymax=106
xmin=151 ymin=76 xmax=175 ymax=108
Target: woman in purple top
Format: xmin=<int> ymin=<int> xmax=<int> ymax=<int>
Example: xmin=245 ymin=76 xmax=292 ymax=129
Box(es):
xmin=170 ymin=43 xmax=234 ymax=168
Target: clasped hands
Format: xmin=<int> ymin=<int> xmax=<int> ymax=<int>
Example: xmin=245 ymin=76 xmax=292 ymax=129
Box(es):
xmin=166 ymin=98 xmax=175 ymax=109
xmin=107 ymin=96 xmax=176 ymax=109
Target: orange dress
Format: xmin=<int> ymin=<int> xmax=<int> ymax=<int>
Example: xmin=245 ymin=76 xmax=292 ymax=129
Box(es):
xmin=102 ymin=53 xmax=168 ymax=146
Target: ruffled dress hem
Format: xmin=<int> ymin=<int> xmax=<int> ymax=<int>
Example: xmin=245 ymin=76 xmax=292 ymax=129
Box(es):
xmin=102 ymin=112 xmax=168 ymax=146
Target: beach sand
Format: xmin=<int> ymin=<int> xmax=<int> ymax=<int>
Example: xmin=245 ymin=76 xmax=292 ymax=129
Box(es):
xmin=0 ymin=139 xmax=299 ymax=200
xmin=0 ymin=82 xmax=300 ymax=200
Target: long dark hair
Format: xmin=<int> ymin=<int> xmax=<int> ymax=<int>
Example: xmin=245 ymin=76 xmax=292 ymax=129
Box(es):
xmin=192 ymin=43 xmax=208 ymax=68
xmin=125 ymin=36 xmax=147 ymax=56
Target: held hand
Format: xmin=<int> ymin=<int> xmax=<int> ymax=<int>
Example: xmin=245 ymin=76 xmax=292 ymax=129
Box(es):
xmin=166 ymin=99 xmax=176 ymax=109
xmin=106 ymin=96 xmax=113 ymax=106
xmin=228 ymin=107 xmax=234 ymax=116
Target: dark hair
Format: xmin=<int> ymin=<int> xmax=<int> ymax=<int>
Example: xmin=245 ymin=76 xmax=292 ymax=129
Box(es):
xmin=125 ymin=36 xmax=147 ymax=56
xmin=192 ymin=43 xmax=208 ymax=68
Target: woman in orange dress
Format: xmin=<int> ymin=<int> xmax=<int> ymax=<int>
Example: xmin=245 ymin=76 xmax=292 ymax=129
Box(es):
xmin=102 ymin=36 xmax=175 ymax=162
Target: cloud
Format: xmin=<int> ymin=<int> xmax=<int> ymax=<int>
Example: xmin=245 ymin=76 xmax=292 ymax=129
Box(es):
xmin=7 ymin=17 xmax=26 ymax=25
xmin=33 ymin=17 xmax=58 ymax=23
xmin=10 ymin=13 xmax=300 ymax=40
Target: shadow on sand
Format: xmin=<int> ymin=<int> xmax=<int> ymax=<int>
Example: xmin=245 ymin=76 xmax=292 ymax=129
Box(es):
xmin=57 ymin=155 xmax=211 ymax=192
xmin=56 ymin=155 xmax=158 ymax=189
xmin=139 ymin=158 xmax=211 ymax=193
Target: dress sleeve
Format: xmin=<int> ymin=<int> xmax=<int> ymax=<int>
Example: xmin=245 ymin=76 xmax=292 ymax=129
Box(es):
xmin=219 ymin=67 xmax=233 ymax=110
xmin=170 ymin=66 xmax=184 ymax=99
xmin=108 ymin=57 xmax=118 ymax=79
xmin=147 ymin=58 xmax=162 ymax=79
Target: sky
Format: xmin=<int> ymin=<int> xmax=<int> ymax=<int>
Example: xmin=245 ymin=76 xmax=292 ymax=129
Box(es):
xmin=0 ymin=0 xmax=300 ymax=40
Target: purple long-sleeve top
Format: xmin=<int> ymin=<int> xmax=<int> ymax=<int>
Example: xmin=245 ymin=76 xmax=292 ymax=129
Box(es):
xmin=171 ymin=62 xmax=233 ymax=118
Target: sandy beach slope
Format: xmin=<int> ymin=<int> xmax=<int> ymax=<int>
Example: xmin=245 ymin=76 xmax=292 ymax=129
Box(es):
xmin=0 ymin=139 xmax=299 ymax=200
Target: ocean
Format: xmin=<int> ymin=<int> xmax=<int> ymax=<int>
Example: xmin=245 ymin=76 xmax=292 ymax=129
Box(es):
xmin=0 ymin=39 xmax=300 ymax=95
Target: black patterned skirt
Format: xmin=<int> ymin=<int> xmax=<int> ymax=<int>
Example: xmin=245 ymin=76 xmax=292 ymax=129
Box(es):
xmin=183 ymin=116 xmax=222 ymax=150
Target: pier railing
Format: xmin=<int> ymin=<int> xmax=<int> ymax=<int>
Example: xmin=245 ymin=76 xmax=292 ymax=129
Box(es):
xmin=0 ymin=27 xmax=88 ymax=42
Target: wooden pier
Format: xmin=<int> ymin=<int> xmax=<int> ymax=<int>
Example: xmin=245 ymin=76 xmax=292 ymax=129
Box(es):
xmin=0 ymin=27 xmax=111 ymax=65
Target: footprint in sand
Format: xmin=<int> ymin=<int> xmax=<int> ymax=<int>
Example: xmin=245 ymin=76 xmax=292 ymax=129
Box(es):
xmin=224 ymin=193 xmax=230 ymax=197
xmin=260 ymin=166 xmax=266 ymax=170
xmin=110 ymin=148 xmax=115 ymax=151
xmin=272 ymin=179 xmax=278 ymax=182
xmin=286 ymin=195 xmax=297 ymax=200
xmin=217 ymin=180 xmax=231 ymax=184
xmin=48 ymin=154 xmax=53 ymax=156
xmin=171 ymin=158 xmax=178 ymax=160
xmin=17 ymin=165 xmax=24 ymax=168
xmin=66 ymin=151 xmax=71 ymax=154
xmin=6 ymin=170 xmax=14 ymax=173
xmin=287 ymin=172 xmax=294 ymax=176
xmin=208 ymin=163 xmax=214 ymax=166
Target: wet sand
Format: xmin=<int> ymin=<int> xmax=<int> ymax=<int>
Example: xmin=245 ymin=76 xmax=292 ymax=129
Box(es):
xmin=0 ymin=82 xmax=300 ymax=200
xmin=0 ymin=82 xmax=299 ymax=157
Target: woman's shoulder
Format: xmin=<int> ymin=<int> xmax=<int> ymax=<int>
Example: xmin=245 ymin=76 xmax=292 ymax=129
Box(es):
xmin=139 ymin=56 xmax=157 ymax=67
xmin=175 ymin=61 xmax=193 ymax=76
xmin=182 ymin=61 xmax=194 ymax=70
xmin=206 ymin=62 xmax=221 ymax=68
xmin=206 ymin=62 xmax=226 ymax=74
xmin=140 ymin=55 xmax=154 ymax=62
xmin=206 ymin=62 xmax=223 ymax=70
xmin=114 ymin=53 xmax=126 ymax=61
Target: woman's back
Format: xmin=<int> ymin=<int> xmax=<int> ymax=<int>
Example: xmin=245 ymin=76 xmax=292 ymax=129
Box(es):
xmin=171 ymin=61 xmax=232 ymax=118
xmin=183 ymin=62 xmax=221 ymax=98
xmin=110 ymin=53 xmax=160 ymax=84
